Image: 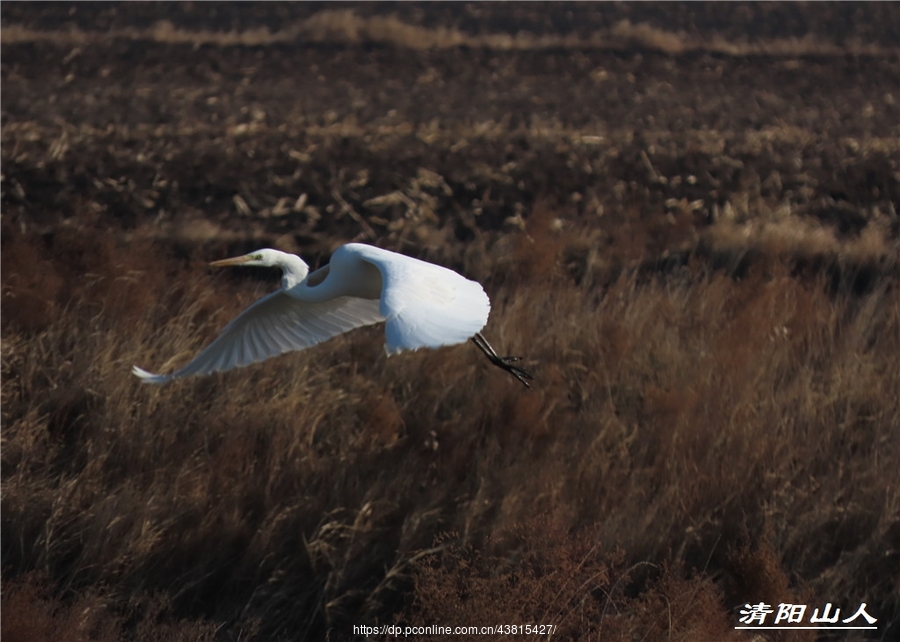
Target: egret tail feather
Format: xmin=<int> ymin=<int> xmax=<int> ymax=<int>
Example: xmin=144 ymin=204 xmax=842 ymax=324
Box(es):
xmin=132 ymin=365 xmax=172 ymax=385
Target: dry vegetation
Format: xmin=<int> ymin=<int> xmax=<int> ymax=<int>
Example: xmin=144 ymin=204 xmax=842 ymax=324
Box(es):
xmin=3 ymin=4 xmax=900 ymax=641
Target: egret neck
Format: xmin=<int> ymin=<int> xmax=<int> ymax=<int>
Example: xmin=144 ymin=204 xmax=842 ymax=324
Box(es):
xmin=272 ymin=251 xmax=310 ymax=289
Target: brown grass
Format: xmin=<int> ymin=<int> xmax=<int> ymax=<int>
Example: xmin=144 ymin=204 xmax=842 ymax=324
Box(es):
xmin=3 ymin=217 xmax=898 ymax=639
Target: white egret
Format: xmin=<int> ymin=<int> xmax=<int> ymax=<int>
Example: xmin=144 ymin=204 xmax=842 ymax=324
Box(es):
xmin=132 ymin=243 xmax=532 ymax=387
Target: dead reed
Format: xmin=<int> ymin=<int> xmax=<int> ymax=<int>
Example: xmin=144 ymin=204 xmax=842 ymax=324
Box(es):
xmin=3 ymin=220 xmax=898 ymax=640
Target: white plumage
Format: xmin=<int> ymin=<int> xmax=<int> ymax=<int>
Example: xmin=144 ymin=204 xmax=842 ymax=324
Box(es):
xmin=132 ymin=243 xmax=498 ymax=384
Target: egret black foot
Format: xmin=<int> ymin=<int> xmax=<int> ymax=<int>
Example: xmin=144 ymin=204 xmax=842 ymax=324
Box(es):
xmin=471 ymin=332 xmax=534 ymax=388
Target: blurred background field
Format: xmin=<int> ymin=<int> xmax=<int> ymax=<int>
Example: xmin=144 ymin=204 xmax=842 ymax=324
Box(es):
xmin=2 ymin=3 xmax=899 ymax=640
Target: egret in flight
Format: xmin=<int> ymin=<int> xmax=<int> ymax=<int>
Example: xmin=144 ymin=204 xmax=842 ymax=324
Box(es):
xmin=132 ymin=244 xmax=533 ymax=387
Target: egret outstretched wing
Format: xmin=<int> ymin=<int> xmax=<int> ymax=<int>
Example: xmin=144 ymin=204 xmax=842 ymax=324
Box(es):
xmin=133 ymin=292 xmax=383 ymax=383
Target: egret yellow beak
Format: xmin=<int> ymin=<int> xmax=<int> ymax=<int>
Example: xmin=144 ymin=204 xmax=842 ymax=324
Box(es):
xmin=210 ymin=255 xmax=255 ymax=267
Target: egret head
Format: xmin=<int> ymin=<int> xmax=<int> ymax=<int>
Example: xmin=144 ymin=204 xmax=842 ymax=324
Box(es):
xmin=211 ymin=249 xmax=310 ymax=288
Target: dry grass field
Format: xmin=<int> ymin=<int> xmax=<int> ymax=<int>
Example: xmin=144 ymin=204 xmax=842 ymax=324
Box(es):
xmin=2 ymin=4 xmax=899 ymax=641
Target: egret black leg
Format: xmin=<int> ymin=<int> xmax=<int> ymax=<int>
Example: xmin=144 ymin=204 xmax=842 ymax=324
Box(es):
xmin=471 ymin=332 xmax=533 ymax=388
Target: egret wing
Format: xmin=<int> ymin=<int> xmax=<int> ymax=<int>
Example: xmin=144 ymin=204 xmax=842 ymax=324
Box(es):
xmin=341 ymin=244 xmax=491 ymax=353
xmin=133 ymin=291 xmax=384 ymax=383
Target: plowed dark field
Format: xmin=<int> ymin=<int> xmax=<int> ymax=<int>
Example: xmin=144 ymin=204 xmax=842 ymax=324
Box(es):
xmin=3 ymin=3 xmax=899 ymax=641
